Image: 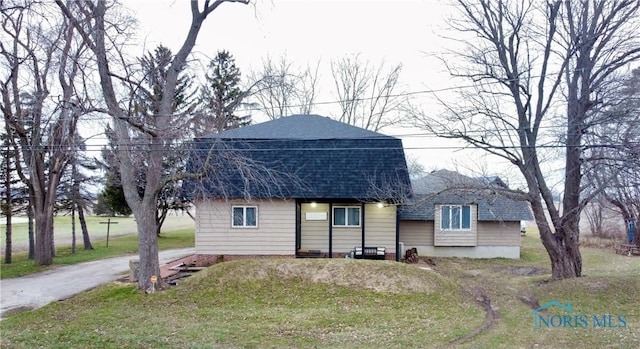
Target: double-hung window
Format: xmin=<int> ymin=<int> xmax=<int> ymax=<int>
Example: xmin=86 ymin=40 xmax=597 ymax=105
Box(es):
xmin=333 ymin=206 xmax=360 ymax=227
xmin=441 ymin=205 xmax=471 ymax=230
xmin=232 ymin=206 xmax=257 ymax=228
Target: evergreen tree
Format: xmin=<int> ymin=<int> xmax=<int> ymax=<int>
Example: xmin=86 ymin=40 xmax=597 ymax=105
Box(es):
xmin=96 ymin=125 xmax=133 ymax=217
xmin=195 ymin=50 xmax=249 ymax=135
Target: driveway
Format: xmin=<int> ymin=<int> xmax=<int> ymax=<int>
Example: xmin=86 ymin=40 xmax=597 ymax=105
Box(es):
xmin=0 ymin=248 xmax=194 ymax=319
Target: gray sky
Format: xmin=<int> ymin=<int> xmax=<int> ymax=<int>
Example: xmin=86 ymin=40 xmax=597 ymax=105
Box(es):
xmin=123 ymin=0 xmax=521 ymax=183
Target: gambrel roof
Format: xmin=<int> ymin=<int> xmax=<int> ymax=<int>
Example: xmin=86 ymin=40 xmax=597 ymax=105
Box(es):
xmin=399 ymin=169 xmax=533 ymax=221
xmin=212 ymin=113 xmax=385 ymax=140
xmin=183 ymin=115 xmax=412 ymax=200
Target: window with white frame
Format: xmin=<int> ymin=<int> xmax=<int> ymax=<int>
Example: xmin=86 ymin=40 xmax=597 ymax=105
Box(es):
xmin=333 ymin=206 xmax=360 ymax=227
xmin=441 ymin=205 xmax=471 ymax=230
xmin=232 ymin=206 xmax=257 ymax=227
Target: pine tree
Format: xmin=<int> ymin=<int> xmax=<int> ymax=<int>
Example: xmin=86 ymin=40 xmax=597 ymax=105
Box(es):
xmin=195 ymin=50 xmax=249 ymax=135
xmin=96 ymin=125 xmax=132 ymax=217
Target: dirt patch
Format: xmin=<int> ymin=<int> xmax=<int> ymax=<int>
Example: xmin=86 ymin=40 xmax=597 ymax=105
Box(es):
xmin=445 ymin=287 xmax=496 ymax=347
xmin=500 ymin=266 xmax=549 ymax=276
xmin=517 ymin=289 xmax=541 ymax=310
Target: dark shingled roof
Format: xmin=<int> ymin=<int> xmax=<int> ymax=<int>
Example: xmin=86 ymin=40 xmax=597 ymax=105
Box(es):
xmin=183 ymin=115 xmax=412 ymax=200
xmin=210 ymin=114 xmax=386 ymax=140
xmin=399 ymin=169 xmax=533 ymax=221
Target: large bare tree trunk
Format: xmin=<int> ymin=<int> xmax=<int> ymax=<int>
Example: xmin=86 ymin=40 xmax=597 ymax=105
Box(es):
xmin=71 ymin=204 xmax=76 ymax=254
xmin=27 ymin=202 xmax=34 ymax=260
xmin=414 ymin=0 xmax=640 ymax=280
xmin=2 ymin=3 xmax=87 ymax=266
xmin=33 ymin=193 xmax=56 ymax=265
xmin=31 ymin=158 xmax=66 ymax=265
xmin=3 ymin=214 xmax=11 ymax=264
xmin=57 ymin=0 xmax=250 ymax=290
xmin=135 ymin=199 xmax=161 ymax=291
xmin=78 ymin=204 xmax=93 ymax=250
xmin=3 ymin=140 xmax=12 ymax=264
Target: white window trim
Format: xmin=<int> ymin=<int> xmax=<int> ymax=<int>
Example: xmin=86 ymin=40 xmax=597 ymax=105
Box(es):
xmin=440 ymin=204 xmax=472 ymax=231
xmin=231 ymin=205 xmax=258 ymax=228
xmin=332 ymin=206 xmax=361 ymax=227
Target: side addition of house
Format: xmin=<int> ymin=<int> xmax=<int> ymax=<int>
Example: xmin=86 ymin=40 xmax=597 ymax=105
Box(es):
xmin=399 ymin=170 xmax=533 ymax=259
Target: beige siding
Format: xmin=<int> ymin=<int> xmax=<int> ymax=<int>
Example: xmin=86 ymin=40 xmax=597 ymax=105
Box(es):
xmin=477 ymin=221 xmax=521 ymax=246
xmin=195 ymin=199 xmax=295 ymax=255
xmin=397 ymin=212 xmax=521 ymax=259
xmin=362 ymin=204 xmax=397 ymax=253
xmin=300 ymin=203 xmax=398 ymax=253
xmin=399 ymin=220 xmax=434 ymax=246
xmin=399 ymin=220 xmax=520 ymax=247
xmin=300 ymin=203 xmax=330 ymax=251
xmin=434 ymin=204 xmax=478 ymax=246
xmin=331 ymin=225 xmax=362 ymax=253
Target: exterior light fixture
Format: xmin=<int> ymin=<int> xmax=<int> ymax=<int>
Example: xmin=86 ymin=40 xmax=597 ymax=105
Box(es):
xmin=377 ymin=202 xmax=384 ymax=208
xmin=310 ymin=202 xmax=317 ymax=208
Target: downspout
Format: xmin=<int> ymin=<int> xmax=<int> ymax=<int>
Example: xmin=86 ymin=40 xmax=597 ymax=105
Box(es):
xmin=295 ymin=200 xmax=301 ymax=256
xmin=361 ymin=202 xmax=366 ymax=249
xmin=395 ymin=205 xmax=400 ymax=262
xmin=329 ymin=202 xmax=333 ymax=258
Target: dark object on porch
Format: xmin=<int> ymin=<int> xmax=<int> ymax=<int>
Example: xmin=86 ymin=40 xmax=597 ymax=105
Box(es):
xmin=352 ymin=246 xmax=386 ymax=260
xmin=297 ymin=249 xmax=326 ymax=258
xmin=404 ymin=247 xmax=419 ymax=263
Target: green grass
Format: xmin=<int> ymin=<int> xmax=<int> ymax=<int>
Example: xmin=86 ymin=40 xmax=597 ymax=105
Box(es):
xmin=0 ymin=259 xmax=482 ymax=349
xmin=1 ymin=229 xmax=638 ymax=348
xmin=447 ymin=231 xmax=640 ymax=348
xmin=1 ymin=214 xmax=194 ymax=251
xmin=0 ymin=227 xmax=194 ymax=279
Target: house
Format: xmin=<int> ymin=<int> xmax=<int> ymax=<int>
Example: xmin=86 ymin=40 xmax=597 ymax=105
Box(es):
xmin=182 ymin=114 xmax=412 ymax=262
xmin=398 ymin=169 xmax=533 ymax=259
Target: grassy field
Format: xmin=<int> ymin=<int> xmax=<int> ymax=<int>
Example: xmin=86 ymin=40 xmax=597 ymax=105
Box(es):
xmin=0 ymin=214 xmax=195 ymax=252
xmin=0 ymin=230 xmax=638 ymax=348
xmin=0 ymin=216 xmax=195 ymax=279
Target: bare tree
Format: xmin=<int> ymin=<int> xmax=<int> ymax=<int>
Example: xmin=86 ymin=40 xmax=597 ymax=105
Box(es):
xmin=585 ymin=68 xmax=640 ymax=245
xmin=1 ymin=1 xmax=92 ymax=265
xmin=583 ymin=194 xmax=608 ymax=238
xmin=248 ymin=54 xmax=320 ymax=119
xmin=56 ymin=0 xmax=250 ymax=291
xmin=330 ymin=53 xmax=404 ymax=131
xmin=413 ymin=0 xmax=640 ymax=279
xmin=588 ymin=150 xmax=640 ymax=244
xmin=2 ymin=133 xmax=13 ymax=263
xmin=405 ymin=154 xmax=427 ymax=180
xmin=58 ymin=134 xmax=96 ymax=251
xmin=607 ymin=172 xmax=640 ymax=245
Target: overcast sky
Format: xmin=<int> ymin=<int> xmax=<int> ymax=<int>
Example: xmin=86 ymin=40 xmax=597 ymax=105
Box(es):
xmin=122 ymin=0 xmax=520 ymax=182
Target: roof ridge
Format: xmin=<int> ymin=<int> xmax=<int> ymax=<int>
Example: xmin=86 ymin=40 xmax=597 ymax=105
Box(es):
xmin=206 ymin=114 xmax=396 ymax=140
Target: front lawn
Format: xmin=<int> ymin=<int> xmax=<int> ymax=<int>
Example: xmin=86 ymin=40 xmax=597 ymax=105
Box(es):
xmin=1 ymin=230 xmax=638 ymax=348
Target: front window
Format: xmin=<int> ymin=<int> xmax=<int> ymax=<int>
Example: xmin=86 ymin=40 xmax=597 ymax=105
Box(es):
xmin=441 ymin=205 xmax=471 ymax=230
xmin=333 ymin=206 xmax=360 ymax=227
xmin=232 ymin=206 xmax=257 ymax=227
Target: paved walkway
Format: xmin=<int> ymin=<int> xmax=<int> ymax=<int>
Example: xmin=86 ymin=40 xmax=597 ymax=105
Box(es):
xmin=0 ymin=248 xmax=195 ymax=319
